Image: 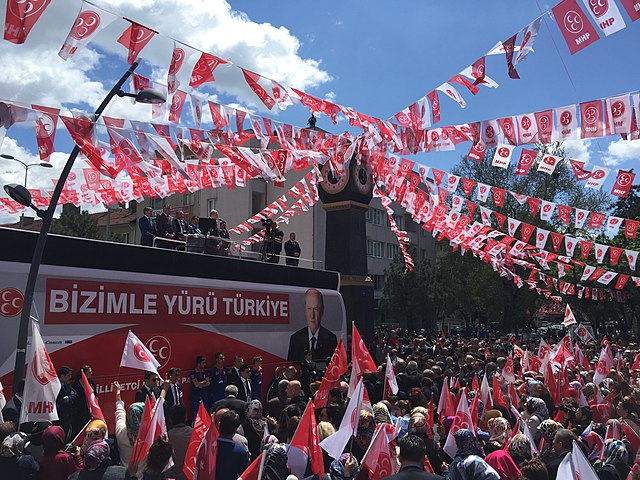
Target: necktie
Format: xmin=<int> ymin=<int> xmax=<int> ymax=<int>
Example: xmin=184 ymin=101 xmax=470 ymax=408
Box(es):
xmin=245 ymin=379 xmax=251 ymax=399
xmin=310 ymin=336 xmax=316 ymax=353
xmin=174 ymin=385 xmax=179 ymax=403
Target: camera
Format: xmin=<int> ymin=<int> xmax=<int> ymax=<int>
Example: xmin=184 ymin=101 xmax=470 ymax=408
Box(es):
xmin=261 ymin=216 xmax=274 ymax=229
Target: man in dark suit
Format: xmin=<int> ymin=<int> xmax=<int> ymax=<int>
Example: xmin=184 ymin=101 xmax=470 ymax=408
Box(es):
xmin=163 ymin=367 xmax=182 ymax=427
xmin=232 ymin=365 xmax=253 ymax=402
xmin=545 ymin=429 xmax=575 ymax=480
xmin=139 ymin=207 xmax=156 ymax=246
xmin=383 ymin=434 xmax=443 ymax=480
xmin=2 ymin=380 xmax=24 ymax=426
xmin=171 ymin=210 xmax=189 ymax=241
xmin=213 ymin=385 xmax=247 ymax=422
xmin=56 ymin=366 xmax=78 ymax=438
xmin=299 ymin=350 xmax=316 ymax=398
xmin=135 ymin=371 xmax=161 ymax=403
xmin=226 ymin=355 xmax=244 ymax=387
xmin=287 ymin=288 xmax=338 ymax=363
xmin=156 ymin=204 xmax=174 ymax=239
xmin=284 ymin=232 xmax=301 ymax=266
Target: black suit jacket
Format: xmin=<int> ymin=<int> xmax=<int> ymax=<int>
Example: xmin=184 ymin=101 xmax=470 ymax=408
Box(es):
xmin=164 ymin=382 xmax=183 ymax=410
xmin=284 ymin=240 xmax=301 ymax=265
xmin=287 ymin=325 xmax=338 ymax=362
xmin=383 ymin=465 xmax=443 ymax=480
xmin=172 ymin=218 xmax=188 ymax=240
xmin=156 ymin=212 xmax=173 ymax=238
xmin=227 ymin=367 xmax=241 ymax=386
xmin=139 ymin=215 xmax=156 ymax=246
xmin=213 ymin=397 xmax=247 ymax=422
xmin=233 ymin=378 xmax=252 ymax=402
xmin=2 ymin=396 xmax=22 ymax=425
xmin=134 ymin=385 xmax=159 ymax=403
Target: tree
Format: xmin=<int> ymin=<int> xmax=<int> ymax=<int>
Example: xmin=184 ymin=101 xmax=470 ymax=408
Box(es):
xmin=50 ymin=207 xmax=102 ymax=240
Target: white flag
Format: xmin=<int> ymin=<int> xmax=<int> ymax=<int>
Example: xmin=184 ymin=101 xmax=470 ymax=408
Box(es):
xmin=437 ymin=82 xmax=466 ymax=108
xmin=580 ymin=0 xmax=626 ymax=36
xmin=563 ymin=305 xmax=577 ymax=326
xmin=540 ymin=200 xmax=556 ymax=221
xmin=385 ymin=354 xmax=398 ymax=396
xmin=21 ymin=321 xmax=61 ymax=423
xmin=0 ymin=381 xmax=6 ymax=423
xmin=537 ymin=154 xmax=561 ymax=175
xmin=59 ymin=2 xmax=118 ymax=60
xmin=120 ymin=330 xmax=160 ymax=375
xmin=572 ymin=440 xmax=600 ymax=480
xmin=320 ymin=378 xmax=365 ymax=460
xmin=585 ymin=166 xmax=611 ymax=190
xmin=492 ymin=145 xmax=514 ymax=169
xmin=443 ymin=390 xmax=473 ymax=458
xmin=553 ymin=105 xmax=578 ymax=141
xmin=516 ymin=17 xmax=542 ymax=63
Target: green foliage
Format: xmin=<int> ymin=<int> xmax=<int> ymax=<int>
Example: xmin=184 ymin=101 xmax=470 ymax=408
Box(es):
xmin=380 ymin=143 xmax=638 ymax=332
xmin=50 ymin=208 xmax=102 ymax=240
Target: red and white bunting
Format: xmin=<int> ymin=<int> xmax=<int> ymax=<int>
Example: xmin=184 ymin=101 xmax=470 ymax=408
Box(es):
xmin=59 ymin=2 xmax=117 ymax=60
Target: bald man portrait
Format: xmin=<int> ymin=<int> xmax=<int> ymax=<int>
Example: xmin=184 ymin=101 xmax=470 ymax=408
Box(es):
xmin=287 ymin=288 xmax=338 ymax=362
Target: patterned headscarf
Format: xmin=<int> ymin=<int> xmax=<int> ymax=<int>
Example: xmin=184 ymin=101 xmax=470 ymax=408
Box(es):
xmin=603 ymin=439 xmax=629 ymax=466
xmin=126 ymin=402 xmax=145 ymax=444
xmin=84 ymin=439 xmax=110 ymax=471
xmin=263 ymin=442 xmax=289 ymax=480
xmin=247 ymin=400 xmax=266 ymax=436
xmin=526 ymin=397 xmax=549 ymax=420
xmin=0 ymin=432 xmax=27 ymax=457
xmin=458 ymin=455 xmax=500 ymax=480
xmin=507 ymin=433 xmax=532 ymax=464
xmin=355 ymin=410 xmax=375 ymax=453
xmin=538 ymin=419 xmax=563 ymax=443
xmin=82 ymin=419 xmax=108 ymax=454
xmin=373 ymin=402 xmax=392 ymax=425
xmin=487 ymin=417 xmax=510 ymax=445
xmin=454 ymin=429 xmax=484 ymax=458
xmin=583 ymin=383 xmax=596 ymax=402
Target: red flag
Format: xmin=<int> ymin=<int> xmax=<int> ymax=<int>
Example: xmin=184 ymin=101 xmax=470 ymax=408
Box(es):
xmin=242 ymin=69 xmax=276 ymax=110
xmin=61 ymin=116 xmax=119 ymax=178
xmin=117 ymin=21 xmax=157 ymax=65
xmin=580 ymin=100 xmax=605 ymax=138
xmin=611 ymin=170 xmax=635 ymax=198
xmin=552 ymin=0 xmax=601 ymax=54
xmin=492 ymin=375 xmax=508 ymax=409
xmin=502 ymin=34 xmax=520 ymax=79
xmin=314 ymin=339 xmax=348 ymax=407
xmin=527 ymin=197 xmax=541 ymax=217
xmin=437 ymin=377 xmax=456 ymax=418
xmin=619 ymin=0 xmax=640 ymax=21
xmin=516 ymin=149 xmax=536 ymax=175
xmin=535 ymin=110 xmax=553 ymax=143
xmin=521 ymin=223 xmax=535 ymax=243
xmin=168 ymin=89 xmax=188 ymax=124
xmin=427 ymin=90 xmax=440 ymax=123
xmin=469 ymin=391 xmax=480 ymax=430
xmin=348 ymin=325 xmax=377 ymax=397
xmin=238 ymin=454 xmax=262 ymax=480
xmin=449 ymin=75 xmax=479 ymax=95
xmin=467 ymin=142 xmax=486 ymax=162
xmin=290 ymin=400 xmax=324 ymax=476
xmin=471 ymin=374 xmax=479 ymax=392
xmin=622 ymin=422 xmax=640 ymax=458
xmin=4 ymin=0 xmax=52 ymax=44
xmin=80 ymin=371 xmax=104 ymax=421
xmin=190 ymin=52 xmax=228 ymax=88
xmin=183 ymin=403 xmax=212 ymax=480
xmin=502 ymin=356 xmax=516 ymax=384
xmin=426 ymin=394 xmax=435 ymax=434
xmin=32 ymin=105 xmax=59 ymax=162
xmin=194 ymin=410 xmax=219 ymax=480
xmin=129 ymin=396 xmax=155 ymax=470
xmin=362 ymin=424 xmax=394 ymax=480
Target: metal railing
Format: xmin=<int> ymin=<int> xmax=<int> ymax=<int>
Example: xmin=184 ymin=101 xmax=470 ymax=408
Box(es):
xmin=151 ymin=234 xmax=323 ymax=269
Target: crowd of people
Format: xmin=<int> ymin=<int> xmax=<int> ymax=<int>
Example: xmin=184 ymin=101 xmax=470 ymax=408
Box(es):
xmin=138 ymin=206 xmax=302 ymax=265
xmin=2 ymin=326 xmax=640 ymax=480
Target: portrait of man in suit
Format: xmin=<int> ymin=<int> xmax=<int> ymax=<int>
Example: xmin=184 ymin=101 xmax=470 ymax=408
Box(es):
xmin=287 ymin=288 xmax=337 ymax=362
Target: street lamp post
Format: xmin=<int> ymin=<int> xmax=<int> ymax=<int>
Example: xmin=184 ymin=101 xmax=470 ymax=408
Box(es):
xmin=0 ymin=154 xmax=53 ymax=227
xmin=3 ymin=60 xmax=166 ymax=393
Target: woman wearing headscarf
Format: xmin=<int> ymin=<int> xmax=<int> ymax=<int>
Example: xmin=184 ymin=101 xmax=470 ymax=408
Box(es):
xmin=39 ymin=425 xmax=80 ymax=480
xmin=617 ymin=397 xmax=640 ymax=437
xmin=484 ymin=417 xmax=511 ymax=455
xmin=523 ymin=397 xmax=549 ymax=442
xmin=68 ymin=439 xmax=128 ymax=480
xmin=113 ymin=381 xmax=144 ymax=467
xmin=373 ymin=402 xmax=393 ymax=426
xmin=444 ymin=429 xmax=498 ymax=480
xmin=408 ymin=412 xmax=442 ymax=475
xmin=239 ymin=400 xmax=269 ymax=460
xmin=507 ymin=433 xmax=533 ymax=467
xmin=484 ymin=449 xmax=522 ymax=480
xmin=0 ymin=431 xmax=40 ymax=479
xmin=327 ymin=453 xmax=359 ymax=480
xmin=595 ymin=439 xmax=630 ymax=480
xmin=352 ymin=410 xmax=375 ymax=461
xmin=537 ymin=419 xmax=563 ymax=462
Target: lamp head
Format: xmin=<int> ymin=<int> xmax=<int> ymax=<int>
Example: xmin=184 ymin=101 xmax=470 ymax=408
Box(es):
xmin=39 ymin=162 xmax=53 ymax=168
xmin=4 ymin=184 xmax=32 ymax=207
xmin=0 ymin=154 xmax=15 ymax=160
xmin=117 ymin=87 xmax=166 ymax=105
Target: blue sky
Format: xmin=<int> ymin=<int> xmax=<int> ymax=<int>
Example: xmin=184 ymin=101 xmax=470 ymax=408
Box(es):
xmin=0 ymin=0 xmax=639 ymax=221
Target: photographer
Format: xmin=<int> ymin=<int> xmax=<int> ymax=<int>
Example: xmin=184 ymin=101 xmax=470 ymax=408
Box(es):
xmin=261 ymin=218 xmax=283 ymax=263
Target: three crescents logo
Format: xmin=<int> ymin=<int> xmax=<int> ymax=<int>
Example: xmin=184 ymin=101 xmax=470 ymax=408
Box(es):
xmin=0 ymin=288 xmax=24 ymax=317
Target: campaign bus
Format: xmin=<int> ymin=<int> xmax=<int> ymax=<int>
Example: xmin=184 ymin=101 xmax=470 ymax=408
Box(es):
xmin=0 ymin=227 xmax=346 ymax=425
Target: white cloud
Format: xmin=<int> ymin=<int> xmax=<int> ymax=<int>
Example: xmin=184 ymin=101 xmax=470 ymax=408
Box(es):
xmin=562 ymin=137 xmax=592 ymax=164
xmin=0 ymin=0 xmax=331 ymax=113
xmin=604 ymin=138 xmax=640 ymax=166
xmin=324 ymin=91 xmax=337 ymax=102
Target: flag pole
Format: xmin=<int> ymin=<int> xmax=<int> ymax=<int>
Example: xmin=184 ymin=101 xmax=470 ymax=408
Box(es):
xmin=70 ymin=419 xmax=92 ymax=445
